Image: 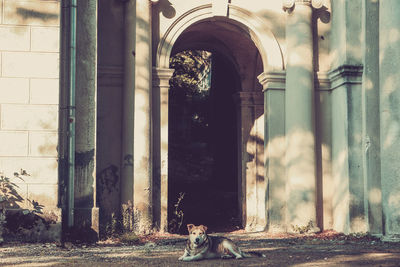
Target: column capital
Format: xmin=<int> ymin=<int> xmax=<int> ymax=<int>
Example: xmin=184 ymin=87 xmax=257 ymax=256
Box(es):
xmin=257 ymin=71 xmax=286 ymax=92
xmin=282 ymin=0 xmax=324 ymax=12
xmin=152 ymin=67 xmax=175 ymax=87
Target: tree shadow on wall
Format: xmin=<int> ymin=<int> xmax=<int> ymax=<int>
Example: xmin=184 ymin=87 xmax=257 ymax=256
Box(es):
xmin=16 ymin=7 xmax=58 ymax=22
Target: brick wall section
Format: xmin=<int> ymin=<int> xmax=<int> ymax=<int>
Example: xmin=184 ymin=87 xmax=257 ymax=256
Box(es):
xmin=0 ymin=0 xmax=60 ymax=212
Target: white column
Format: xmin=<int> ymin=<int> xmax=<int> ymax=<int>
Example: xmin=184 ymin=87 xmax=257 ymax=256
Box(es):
xmin=283 ymin=0 xmax=317 ymax=230
xmin=134 ymin=0 xmax=154 ymax=233
xmin=74 ymin=0 xmax=99 ymax=235
xmin=152 ymin=67 xmax=174 ymax=232
xmin=379 ymin=0 xmax=400 ymax=241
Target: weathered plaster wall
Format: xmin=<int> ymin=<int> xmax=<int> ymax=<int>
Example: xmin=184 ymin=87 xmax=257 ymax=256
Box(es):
xmin=379 ymin=0 xmax=400 ymax=240
xmin=97 ymin=0 xmax=124 ymax=235
xmin=0 ymin=0 xmax=61 ymax=240
xmin=362 ymin=0 xmax=381 ymax=236
xmin=330 ymin=0 xmax=363 ymax=68
xmin=329 ymin=0 xmax=367 ymax=234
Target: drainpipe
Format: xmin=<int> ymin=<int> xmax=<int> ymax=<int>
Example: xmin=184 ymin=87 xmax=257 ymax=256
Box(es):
xmin=67 ymin=0 xmax=77 ymax=228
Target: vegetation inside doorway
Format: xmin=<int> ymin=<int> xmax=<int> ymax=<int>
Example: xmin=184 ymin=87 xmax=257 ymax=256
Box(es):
xmin=168 ymin=50 xmax=240 ymax=234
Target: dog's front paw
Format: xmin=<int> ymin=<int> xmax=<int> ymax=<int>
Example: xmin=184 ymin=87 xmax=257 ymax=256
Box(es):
xmin=178 ymin=256 xmax=184 ymax=261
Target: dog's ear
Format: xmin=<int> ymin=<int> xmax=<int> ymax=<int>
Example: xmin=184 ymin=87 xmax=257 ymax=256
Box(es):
xmin=200 ymin=225 xmax=208 ymax=233
xmin=187 ymin=224 xmax=194 ymax=232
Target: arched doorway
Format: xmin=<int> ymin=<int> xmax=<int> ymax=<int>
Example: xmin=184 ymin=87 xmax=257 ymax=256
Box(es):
xmin=166 ymin=19 xmax=264 ymax=233
xmin=168 ymin=49 xmax=241 ymax=233
xmin=154 ymin=5 xmax=284 ymax=233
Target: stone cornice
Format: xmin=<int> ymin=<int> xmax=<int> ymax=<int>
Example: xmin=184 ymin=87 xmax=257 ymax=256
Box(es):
xmin=315 ymin=72 xmax=331 ymax=91
xmin=97 ymin=65 xmax=361 ymax=92
xmin=328 ymin=64 xmax=363 ymax=91
xmin=257 ymin=67 xmax=361 ymax=92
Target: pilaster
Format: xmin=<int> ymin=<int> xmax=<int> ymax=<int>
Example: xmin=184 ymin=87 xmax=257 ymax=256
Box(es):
xmin=361 ymin=0 xmax=382 ymax=236
xmin=152 ymin=67 xmax=174 ymax=233
xmin=133 ymin=0 xmax=153 ymax=234
xmin=329 ymin=64 xmax=365 ymax=233
xmin=258 ymin=71 xmax=287 ymax=232
xmin=379 ymin=0 xmax=400 ymax=241
xmin=283 ymin=0 xmax=318 ymax=231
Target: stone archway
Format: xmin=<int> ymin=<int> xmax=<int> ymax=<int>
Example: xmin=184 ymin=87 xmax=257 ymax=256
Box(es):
xmin=167 ymin=50 xmax=241 ymax=232
xmin=153 ymin=4 xmax=284 ymax=232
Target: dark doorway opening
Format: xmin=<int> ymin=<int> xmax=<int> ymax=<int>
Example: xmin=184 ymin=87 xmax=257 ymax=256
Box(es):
xmin=168 ymin=50 xmax=241 ymax=234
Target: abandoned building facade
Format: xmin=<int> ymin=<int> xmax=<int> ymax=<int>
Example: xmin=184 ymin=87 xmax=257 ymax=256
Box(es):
xmin=0 ymin=0 xmax=400 ymax=241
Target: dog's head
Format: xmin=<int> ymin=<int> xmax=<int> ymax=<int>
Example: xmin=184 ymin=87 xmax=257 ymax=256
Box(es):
xmin=187 ymin=224 xmax=208 ymax=247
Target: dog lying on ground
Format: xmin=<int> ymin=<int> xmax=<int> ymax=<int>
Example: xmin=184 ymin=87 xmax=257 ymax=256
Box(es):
xmin=178 ymin=224 xmax=266 ymax=261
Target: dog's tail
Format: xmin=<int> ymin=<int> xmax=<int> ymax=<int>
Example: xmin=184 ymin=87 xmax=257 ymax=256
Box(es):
xmin=241 ymin=251 xmax=266 ymax=258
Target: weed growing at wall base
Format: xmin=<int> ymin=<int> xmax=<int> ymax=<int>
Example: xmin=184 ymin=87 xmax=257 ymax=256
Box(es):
xmin=168 ymin=192 xmax=185 ymax=233
xmin=0 ymin=170 xmax=55 ymax=243
xmin=291 ymin=221 xmax=315 ymax=234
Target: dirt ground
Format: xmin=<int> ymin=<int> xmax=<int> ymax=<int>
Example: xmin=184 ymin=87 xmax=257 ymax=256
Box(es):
xmin=1 ymin=231 xmax=400 ymax=267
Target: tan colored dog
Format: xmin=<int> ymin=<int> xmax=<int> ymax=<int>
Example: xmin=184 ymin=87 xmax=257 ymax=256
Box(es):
xmin=178 ymin=224 xmax=266 ymax=261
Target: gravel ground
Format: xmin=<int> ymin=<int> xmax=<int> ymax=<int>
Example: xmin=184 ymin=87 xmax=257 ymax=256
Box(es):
xmin=1 ymin=231 xmax=400 ymax=266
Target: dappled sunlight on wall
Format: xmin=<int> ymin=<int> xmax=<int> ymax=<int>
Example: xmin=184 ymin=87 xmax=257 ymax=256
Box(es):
xmin=265 ymin=135 xmax=286 ymax=233
xmin=379 ymin=0 xmax=400 ymax=237
xmin=332 ymin=149 xmax=349 ymax=228
xmin=245 ymin=114 xmax=265 ymax=232
xmin=285 ymin=129 xmax=316 ymax=227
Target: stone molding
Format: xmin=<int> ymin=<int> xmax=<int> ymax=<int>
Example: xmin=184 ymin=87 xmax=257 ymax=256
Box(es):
xmin=156 ymin=4 xmax=284 ymax=71
xmin=316 ymin=72 xmax=331 ymax=91
xmin=258 ymin=68 xmax=360 ymax=93
xmin=328 ymin=64 xmax=363 ymax=91
xmin=152 ymin=67 xmax=175 ymax=87
xmin=97 ymin=65 xmax=123 ymax=87
xmin=258 ymin=71 xmax=286 ymax=92
xmin=96 ymin=65 xmax=350 ymax=92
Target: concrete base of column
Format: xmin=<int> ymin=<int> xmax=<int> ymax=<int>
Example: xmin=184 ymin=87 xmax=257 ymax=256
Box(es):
xmin=72 ymin=207 xmax=99 ymax=241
